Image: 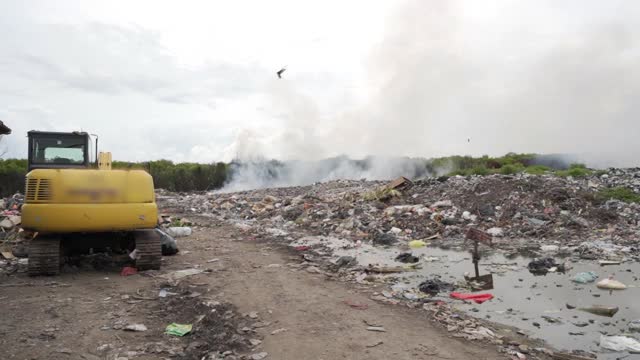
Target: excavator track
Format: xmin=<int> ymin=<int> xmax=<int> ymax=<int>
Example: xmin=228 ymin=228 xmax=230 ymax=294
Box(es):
xmin=28 ymin=236 xmax=61 ymax=276
xmin=135 ymin=230 xmax=161 ymax=270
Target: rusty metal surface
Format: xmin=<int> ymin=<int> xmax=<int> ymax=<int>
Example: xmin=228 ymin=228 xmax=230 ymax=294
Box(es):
xmin=386 ymin=176 xmax=413 ymax=190
xmin=465 ymin=227 xmax=492 ymax=245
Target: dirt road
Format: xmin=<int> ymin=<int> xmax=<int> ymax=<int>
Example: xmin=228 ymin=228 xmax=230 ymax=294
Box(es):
xmin=0 ymin=220 xmax=503 ymax=360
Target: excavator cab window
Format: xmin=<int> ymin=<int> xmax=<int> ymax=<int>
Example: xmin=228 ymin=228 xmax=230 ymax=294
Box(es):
xmin=28 ymin=131 xmax=90 ymax=171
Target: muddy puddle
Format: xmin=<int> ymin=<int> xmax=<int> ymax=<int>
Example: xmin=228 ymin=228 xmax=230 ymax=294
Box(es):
xmin=291 ymin=236 xmax=640 ymax=358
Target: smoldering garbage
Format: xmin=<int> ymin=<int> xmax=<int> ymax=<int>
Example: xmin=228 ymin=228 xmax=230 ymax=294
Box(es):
xmin=156 ymin=169 xmax=640 ymax=263
xmin=527 ymin=257 xmax=565 ymax=275
xmin=147 ymin=170 xmax=640 ymax=356
xmin=418 ymin=278 xmax=455 ymax=295
xmin=395 ymin=253 xmax=419 ymax=263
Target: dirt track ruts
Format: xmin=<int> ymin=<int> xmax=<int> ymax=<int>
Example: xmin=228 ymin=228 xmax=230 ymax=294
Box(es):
xmin=0 ymin=219 xmax=503 ymax=360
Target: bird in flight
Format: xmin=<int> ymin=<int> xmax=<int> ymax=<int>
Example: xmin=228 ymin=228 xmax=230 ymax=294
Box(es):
xmin=277 ymin=67 xmax=286 ymax=79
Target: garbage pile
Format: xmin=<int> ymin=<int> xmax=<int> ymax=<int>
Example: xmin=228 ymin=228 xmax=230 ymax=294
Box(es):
xmin=157 ymin=169 xmax=640 ymax=259
xmin=0 ymin=193 xmax=28 ymax=272
xmin=155 ymin=170 xmax=640 ymax=357
xmin=0 ymin=192 xmax=23 ymax=234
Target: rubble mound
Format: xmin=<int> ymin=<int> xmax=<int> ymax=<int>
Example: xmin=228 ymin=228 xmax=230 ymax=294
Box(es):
xmin=156 ymin=169 xmax=640 ymax=251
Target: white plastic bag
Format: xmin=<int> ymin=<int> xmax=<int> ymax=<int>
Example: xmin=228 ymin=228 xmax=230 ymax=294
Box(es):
xmin=597 ymin=278 xmax=627 ymax=290
xmin=600 ymin=335 xmax=640 ymax=352
xmin=167 ymin=226 xmax=192 ymax=238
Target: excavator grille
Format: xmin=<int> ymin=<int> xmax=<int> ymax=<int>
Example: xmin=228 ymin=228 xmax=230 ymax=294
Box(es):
xmin=25 ymin=178 xmax=52 ymax=202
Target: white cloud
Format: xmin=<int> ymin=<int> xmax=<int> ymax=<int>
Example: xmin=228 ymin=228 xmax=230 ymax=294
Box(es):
xmin=1 ymin=0 xmax=640 ymax=169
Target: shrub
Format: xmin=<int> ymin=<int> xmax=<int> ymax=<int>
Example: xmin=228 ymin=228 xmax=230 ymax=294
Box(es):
xmin=470 ymin=166 xmax=490 ymax=176
xmin=597 ymin=187 xmax=640 ymax=203
xmin=555 ymin=163 xmax=592 ymax=178
xmin=499 ymin=164 xmax=524 ymax=175
xmin=525 ymin=165 xmax=551 ymax=175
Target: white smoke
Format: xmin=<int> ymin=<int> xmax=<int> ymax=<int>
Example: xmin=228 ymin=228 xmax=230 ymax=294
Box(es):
xmin=222 ymin=0 xmax=640 ymax=191
xmin=220 ymin=156 xmax=445 ymax=193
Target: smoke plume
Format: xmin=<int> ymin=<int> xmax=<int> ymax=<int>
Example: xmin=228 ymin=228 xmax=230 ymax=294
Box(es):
xmin=223 ymin=0 xmax=640 ymax=191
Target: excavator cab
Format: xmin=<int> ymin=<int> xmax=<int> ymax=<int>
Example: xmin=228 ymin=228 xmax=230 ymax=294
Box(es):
xmin=28 ymin=131 xmax=93 ymax=171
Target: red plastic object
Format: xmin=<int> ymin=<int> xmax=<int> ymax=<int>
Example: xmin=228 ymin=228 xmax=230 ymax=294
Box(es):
xmin=343 ymin=299 xmax=368 ymax=310
xmin=450 ymin=292 xmax=494 ymax=304
xmin=120 ymin=266 xmax=138 ymax=276
xmin=294 ymin=246 xmax=310 ymax=251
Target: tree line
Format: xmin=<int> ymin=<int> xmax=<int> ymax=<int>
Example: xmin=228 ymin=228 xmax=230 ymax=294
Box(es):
xmin=0 ymin=159 xmax=230 ymax=197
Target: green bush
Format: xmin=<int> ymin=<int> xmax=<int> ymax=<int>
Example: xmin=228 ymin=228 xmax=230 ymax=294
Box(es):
xmin=557 ymin=165 xmax=592 ymax=178
xmin=597 ymin=187 xmax=640 ymax=203
xmin=0 ymin=158 xmax=230 ymax=196
xmin=525 ymin=165 xmax=551 ymax=175
xmin=470 ymin=166 xmax=490 ymax=176
xmin=499 ymin=164 xmax=524 ymax=175
xmin=0 ymin=159 xmax=28 ymax=197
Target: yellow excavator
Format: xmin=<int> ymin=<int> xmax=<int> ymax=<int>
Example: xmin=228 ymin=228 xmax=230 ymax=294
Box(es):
xmin=21 ymin=130 xmax=161 ymax=275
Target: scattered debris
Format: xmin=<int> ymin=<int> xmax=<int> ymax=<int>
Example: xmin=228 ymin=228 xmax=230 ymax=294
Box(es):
xmin=408 ymin=240 xmax=426 ymax=249
xmin=249 ymin=339 xmax=262 ymax=347
xmin=450 ymin=292 xmax=494 ymax=304
xmin=161 ymin=268 xmax=204 ymax=282
xmin=270 ymin=328 xmax=288 ymax=335
xmin=166 ymin=226 xmax=192 ymax=238
xmin=124 ymin=324 xmax=147 ymax=332
xmin=599 ymin=335 xmax=640 ymax=352
xmin=628 ymin=319 xmax=640 ymax=332
xmin=598 ymin=260 xmax=621 ymax=266
xmin=343 ymin=299 xmax=368 ymax=310
xmin=165 ymin=323 xmax=192 ymax=336
xmin=150 ymin=170 xmax=640 ymax=357
xmin=120 ymin=266 xmax=138 ymax=276
xmin=156 ymin=227 xmax=179 ymax=256
xmin=527 ymin=257 xmax=564 ymax=275
xmin=367 ymin=265 xmax=414 ymax=274
xmin=251 ymin=352 xmax=269 ymax=360
xmin=596 ymin=277 xmax=627 ymax=290
xmin=571 ymin=272 xmax=598 ymax=284
xmin=578 ymin=305 xmax=619 ymax=317
xmin=366 ymin=326 xmax=386 ymax=332
xmin=395 ymin=253 xmax=419 ymax=263
xmin=418 ymin=278 xmax=455 ymax=295
xmin=386 ymin=176 xmax=413 ymax=191
xmin=551 ymin=353 xmax=597 ymax=360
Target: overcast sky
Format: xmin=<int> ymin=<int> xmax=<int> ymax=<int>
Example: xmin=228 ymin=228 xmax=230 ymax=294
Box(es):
xmin=2 ymin=1 xmax=639 ymax=166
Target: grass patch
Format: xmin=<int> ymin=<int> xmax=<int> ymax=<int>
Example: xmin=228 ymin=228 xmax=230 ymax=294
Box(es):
xmin=597 ymin=187 xmax=640 ymax=203
xmin=499 ymin=164 xmax=524 ymax=175
xmin=525 ymin=165 xmax=551 ymax=175
xmin=556 ymin=163 xmax=592 ymax=178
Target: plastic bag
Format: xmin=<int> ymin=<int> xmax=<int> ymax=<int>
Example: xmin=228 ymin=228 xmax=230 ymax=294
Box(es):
xmin=165 ymin=323 xmax=192 ymax=336
xmin=450 ymin=292 xmax=494 ymax=304
xmin=597 ymin=278 xmax=627 ymax=290
xmin=167 ymin=226 xmax=192 ymax=238
xmin=156 ymin=227 xmax=179 ymax=255
xmin=600 ymin=335 xmax=640 ymax=352
xmin=572 ymin=271 xmax=598 ymax=284
xmin=629 ymin=320 xmax=640 ymax=332
xmin=408 ymin=240 xmax=426 ymax=248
